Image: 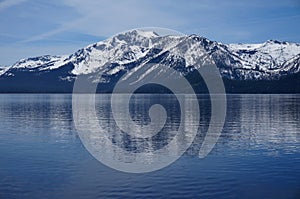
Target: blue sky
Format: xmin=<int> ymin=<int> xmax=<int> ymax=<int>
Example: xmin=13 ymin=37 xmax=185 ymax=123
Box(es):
xmin=0 ymin=0 xmax=299 ymax=66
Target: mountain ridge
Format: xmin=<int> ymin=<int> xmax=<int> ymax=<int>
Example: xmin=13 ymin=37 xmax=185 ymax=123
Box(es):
xmin=1 ymin=30 xmax=299 ymax=93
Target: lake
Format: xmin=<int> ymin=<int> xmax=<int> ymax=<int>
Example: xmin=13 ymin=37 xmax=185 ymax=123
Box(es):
xmin=0 ymin=94 xmax=299 ymax=198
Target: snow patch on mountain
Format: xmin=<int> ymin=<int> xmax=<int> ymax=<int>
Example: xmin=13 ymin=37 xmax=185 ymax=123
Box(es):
xmin=0 ymin=66 xmax=9 ymax=76
xmin=228 ymin=40 xmax=300 ymax=71
xmin=10 ymin=55 xmax=69 ymax=71
xmin=70 ymin=30 xmax=161 ymax=75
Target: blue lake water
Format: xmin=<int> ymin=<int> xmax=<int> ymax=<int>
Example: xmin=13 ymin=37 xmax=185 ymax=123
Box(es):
xmin=0 ymin=94 xmax=299 ymax=198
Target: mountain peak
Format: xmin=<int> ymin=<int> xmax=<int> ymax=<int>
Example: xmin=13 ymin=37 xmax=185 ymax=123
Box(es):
xmin=130 ymin=29 xmax=160 ymax=38
xmin=112 ymin=29 xmax=160 ymax=42
xmin=265 ymin=39 xmax=289 ymax=45
xmin=188 ymin=34 xmax=204 ymax=39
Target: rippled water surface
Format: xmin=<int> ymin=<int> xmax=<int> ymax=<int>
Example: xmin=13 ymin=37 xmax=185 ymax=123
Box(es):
xmin=0 ymin=94 xmax=299 ymax=199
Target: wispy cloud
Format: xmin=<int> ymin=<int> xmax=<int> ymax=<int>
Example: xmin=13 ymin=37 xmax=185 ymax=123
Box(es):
xmin=23 ymin=0 xmax=187 ymax=42
xmin=21 ymin=16 xmax=90 ymax=43
xmin=0 ymin=0 xmax=299 ymax=65
xmin=0 ymin=0 xmax=27 ymax=11
xmin=15 ymin=0 xmax=300 ymax=44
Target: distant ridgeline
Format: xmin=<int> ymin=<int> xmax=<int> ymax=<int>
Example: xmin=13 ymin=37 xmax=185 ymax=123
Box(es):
xmin=0 ymin=30 xmax=299 ymax=93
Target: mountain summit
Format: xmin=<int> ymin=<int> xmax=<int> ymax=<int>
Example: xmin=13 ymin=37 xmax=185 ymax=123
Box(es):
xmin=0 ymin=30 xmax=299 ymax=93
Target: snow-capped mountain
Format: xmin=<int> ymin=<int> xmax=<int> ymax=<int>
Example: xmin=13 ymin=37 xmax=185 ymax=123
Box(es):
xmin=0 ymin=30 xmax=299 ymax=93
